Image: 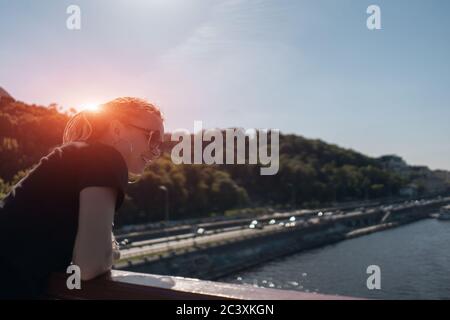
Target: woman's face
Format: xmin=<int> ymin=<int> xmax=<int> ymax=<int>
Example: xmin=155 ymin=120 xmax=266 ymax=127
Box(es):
xmin=114 ymin=111 xmax=164 ymax=175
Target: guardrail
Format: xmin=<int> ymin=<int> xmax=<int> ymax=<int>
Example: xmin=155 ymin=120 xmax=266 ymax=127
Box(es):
xmin=46 ymin=270 xmax=358 ymax=300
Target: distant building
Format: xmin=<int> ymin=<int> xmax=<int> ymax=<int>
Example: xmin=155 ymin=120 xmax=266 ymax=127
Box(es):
xmin=410 ymin=166 xmax=448 ymax=195
xmin=378 ymin=155 xmax=450 ymax=196
xmin=377 ymin=155 xmax=409 ymax=175
xmin=399 ymin=184 xmax=418 ymax=197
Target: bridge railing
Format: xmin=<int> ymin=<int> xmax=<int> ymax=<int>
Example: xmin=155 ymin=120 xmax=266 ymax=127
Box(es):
xmin=46 ymin=270 xmax=357 ymax=300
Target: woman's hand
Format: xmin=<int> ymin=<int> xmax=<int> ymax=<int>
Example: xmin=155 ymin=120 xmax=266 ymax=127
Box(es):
xmin=112 ymin=233 xmax=121 ymax=262
xmin=113 ymin=249 xmax=121 ymax=261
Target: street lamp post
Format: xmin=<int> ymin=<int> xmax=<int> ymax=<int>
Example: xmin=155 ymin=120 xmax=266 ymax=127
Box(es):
xmin=159 ymin=185 xmax=170 ymax=252
xmin=159 ymin=185 xmax=169 ymax=222
xmin=287 ymin=183 xmax=296 ymax=209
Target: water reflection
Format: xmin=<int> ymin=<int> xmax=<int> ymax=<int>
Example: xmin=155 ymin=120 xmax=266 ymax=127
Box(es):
xmin=218 ymin=219 xmax=450 ymax=299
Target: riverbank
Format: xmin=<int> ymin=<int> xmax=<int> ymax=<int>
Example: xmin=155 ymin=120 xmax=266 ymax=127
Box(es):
xmin=117 ymin=197 xmax=450 ymax=280
xmin=217 ymin=218 xmax=450 ymax=299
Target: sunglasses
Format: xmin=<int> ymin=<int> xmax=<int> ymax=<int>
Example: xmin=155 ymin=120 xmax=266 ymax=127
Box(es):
xmin=125 ymin=123 xmax=162 ymax=154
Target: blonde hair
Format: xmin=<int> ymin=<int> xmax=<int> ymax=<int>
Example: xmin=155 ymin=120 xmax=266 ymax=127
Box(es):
xmin=63 ymin=97 xmax=163 ymax=144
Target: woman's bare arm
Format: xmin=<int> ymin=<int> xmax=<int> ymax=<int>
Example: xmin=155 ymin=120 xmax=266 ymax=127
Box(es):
xmin=72 ymin=186 xmax=117 ymax=281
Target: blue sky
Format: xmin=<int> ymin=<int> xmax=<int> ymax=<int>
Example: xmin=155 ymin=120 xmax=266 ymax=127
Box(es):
xmin=0 ymin=0 xmax=449 ymax=170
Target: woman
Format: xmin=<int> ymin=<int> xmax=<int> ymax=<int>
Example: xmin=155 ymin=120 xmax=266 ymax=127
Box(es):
xmin=0 ymin=97 xmax=164 ymax=299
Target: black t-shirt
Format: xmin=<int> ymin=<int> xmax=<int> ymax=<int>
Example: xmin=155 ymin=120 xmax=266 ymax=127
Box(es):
xmin=0 ymin=141 xmax=128 ymax=298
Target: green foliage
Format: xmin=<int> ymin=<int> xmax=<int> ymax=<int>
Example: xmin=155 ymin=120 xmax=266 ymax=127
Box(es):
xmin=0 ymin=99 xmax=68 ymax=180
xmin=116 ymin=156 xmax=249 ymax=224
xmin=0 ymin=98 xmax=447 ymax=225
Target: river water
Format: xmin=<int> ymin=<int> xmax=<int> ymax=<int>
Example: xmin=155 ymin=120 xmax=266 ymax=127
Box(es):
xmin=217 ymin=218 xmax=450 ymax=299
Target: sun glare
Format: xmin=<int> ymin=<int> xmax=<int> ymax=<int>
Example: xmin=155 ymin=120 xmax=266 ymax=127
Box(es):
xmin=80 ymin=103 xmax=100 ymax=112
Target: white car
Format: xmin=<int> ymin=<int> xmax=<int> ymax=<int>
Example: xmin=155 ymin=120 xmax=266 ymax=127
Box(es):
xmin=249 ymin=220 xmax=263 ymax=229
xmin=195 ymin=227 xmax=205 ymax=235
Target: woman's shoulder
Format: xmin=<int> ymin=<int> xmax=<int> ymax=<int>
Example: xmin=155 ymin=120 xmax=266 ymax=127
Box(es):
xmin=70 ymin=141 xmax=129 ymax=210
xmin=41 ymin=141 xmax=127 ymax=186
xmin=43 ymin=141 xmax=129 ymax=185
xmin=60 ymin=141 xmax=126 ymax=167
xmin=65 ymin=141 xmax=129 ymax=185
